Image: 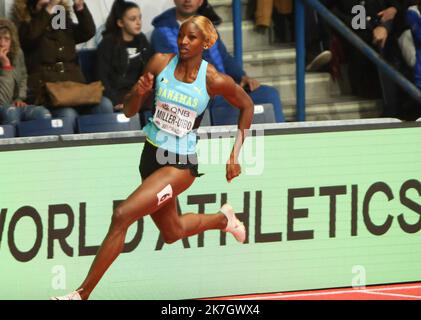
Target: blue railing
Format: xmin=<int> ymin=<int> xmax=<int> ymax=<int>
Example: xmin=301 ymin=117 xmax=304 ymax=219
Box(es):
xmin=295 ymin=1 xmax=306 ymax=121
xmin=296 ymin=0 xmax=421 ymax=121
xmin=232 ymin=0 xmax=243 ymax=70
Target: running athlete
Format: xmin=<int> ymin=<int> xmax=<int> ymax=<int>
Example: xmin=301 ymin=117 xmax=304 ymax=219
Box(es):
xmin=52 ymin=15 xmax=254 ymax=300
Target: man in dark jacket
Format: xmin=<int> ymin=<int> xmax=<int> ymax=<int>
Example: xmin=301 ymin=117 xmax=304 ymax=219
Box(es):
xmin=151 ymin=0 xmax=285 ymax=123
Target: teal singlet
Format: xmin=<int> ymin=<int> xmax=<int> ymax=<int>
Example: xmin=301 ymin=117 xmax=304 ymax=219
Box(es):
xmin=142 ymin=55 xmax=210 ymax=155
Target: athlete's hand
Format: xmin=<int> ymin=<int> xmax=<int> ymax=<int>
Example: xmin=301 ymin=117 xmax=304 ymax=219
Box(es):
xmin=136 ymin=72 xmax=154 ymax=96
xmin=226 ymin=156 xmax=241 ymax=183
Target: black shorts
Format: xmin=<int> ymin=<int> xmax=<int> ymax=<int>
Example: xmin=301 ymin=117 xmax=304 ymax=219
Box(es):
xmin=139 ymin=140 xmax=204 ymax=180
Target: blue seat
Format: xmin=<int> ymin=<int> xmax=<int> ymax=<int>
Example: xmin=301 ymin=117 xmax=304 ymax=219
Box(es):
xmin=77 ymin=113 xmax=141 ymax=133
xmin=0 ymin=125 xmax=16 ymax=138
xmin=78 ymin=49 xmax=98 ymax=83
xmin=200 ymin=109 xmax=211 ymax=127
xmin=211 ymin=103 xmax=276 ymax=126
xmin=17 ymin=118 xmax=74 ymax=137
xmin=251 ymin=103 xmax=276 ymax=124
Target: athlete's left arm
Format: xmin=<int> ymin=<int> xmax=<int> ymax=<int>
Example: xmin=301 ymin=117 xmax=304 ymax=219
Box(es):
xmin=207 ymin=67 xmax=254 ymax=182
xmin=123 ymin=53 xmax=172 ymax=117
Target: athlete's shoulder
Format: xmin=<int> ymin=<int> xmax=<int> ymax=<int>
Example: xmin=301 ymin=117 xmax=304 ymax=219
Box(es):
xmin=205 ymin=63 xmax=225 ymax=85
xmin=205 ymin=62 xmax=236 ymax=96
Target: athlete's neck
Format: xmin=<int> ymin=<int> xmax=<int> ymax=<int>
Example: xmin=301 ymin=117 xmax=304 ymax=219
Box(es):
xmin=175 ymin=55 xmax=202 ymax=82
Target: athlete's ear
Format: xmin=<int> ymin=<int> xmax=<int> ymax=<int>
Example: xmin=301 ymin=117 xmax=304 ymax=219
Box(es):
xmin=203 ymin=40 xmax=210 ymax=50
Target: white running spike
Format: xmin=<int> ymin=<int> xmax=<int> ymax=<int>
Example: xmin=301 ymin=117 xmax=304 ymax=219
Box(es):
xmin=220 ymin=204 xmax=246 ymax=243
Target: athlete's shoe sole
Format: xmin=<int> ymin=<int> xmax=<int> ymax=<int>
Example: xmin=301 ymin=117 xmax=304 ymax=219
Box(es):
xmin=50 ymin=290 xmax=82 ymax=300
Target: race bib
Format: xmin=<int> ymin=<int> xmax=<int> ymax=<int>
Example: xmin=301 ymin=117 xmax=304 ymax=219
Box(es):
xmin=153 ymin=100 xmax=197 ymax=137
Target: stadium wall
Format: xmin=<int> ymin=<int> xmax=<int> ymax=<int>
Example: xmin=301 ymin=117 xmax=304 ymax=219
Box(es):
xmin=1 ymin=120 xmax=421 ymax=299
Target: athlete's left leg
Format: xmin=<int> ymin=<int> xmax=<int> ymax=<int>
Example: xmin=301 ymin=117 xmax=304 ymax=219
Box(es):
xmin=150 ymin=196 xmax=228 ymax=244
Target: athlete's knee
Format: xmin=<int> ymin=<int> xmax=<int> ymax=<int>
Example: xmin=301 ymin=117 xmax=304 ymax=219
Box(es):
xmin=162 ymin=228 xmax=184 ymax=244
xmin=111 ymin=206 xmax=130 ymax=229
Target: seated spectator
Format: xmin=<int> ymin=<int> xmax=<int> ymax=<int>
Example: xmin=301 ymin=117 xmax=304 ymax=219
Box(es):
xmin=407 ymin=2 xmax=421 ymax=89
xmin=151 ymin=0 xmax=285 ymax=122
xmin=13 ymin=0 xmax=113 ymax=130
xmin=198 ymin=0 xmax=222 ymax=26
xmin=97 ymin=0 xmax=153 ymax=112
xmin=255 ymin=0 xmax=294 ymax=43
xmin=393 ymin=1 xmax=421 ymax=120
xmin=0 ymin=18 xmax=51 ymax=126
xmin=305 ymin=7 xmax=332 ymax=72
xmin=395 ymin=1 xmax=416 ymax=69
xmin=398 ymin=30 xmax=416 ymax=69
xmin=254 ymin=1 xmax=331 ymax=71
xmin=324 ymin=0 xmax=403 ymax=117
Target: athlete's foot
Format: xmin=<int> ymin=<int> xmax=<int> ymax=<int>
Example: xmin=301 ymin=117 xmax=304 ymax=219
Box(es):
xmin=50 ymin=288 xmax=85 ymax=300
xmin=219 ymin=204 xmax=246 ymax=243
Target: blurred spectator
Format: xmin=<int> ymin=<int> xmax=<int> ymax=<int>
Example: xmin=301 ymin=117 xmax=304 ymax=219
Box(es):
xmin=97 ymin=0 xmax=153 ymax=112
xmin=388 ymin=0 xmax=421 ymax=120
xmin=396 ymin=1 xmax=421 ymax=120
xmin=398 ymin=30 xmax=416 ymax=69
xmin=254 ymin=0 xmax=294 ymax=43
xmin=198 ymin=0 xmax=222 ymax=26
xmin=0 ymin=18 xmax=51 ymax=126
xmin=13 ymin=0 xmax=113 ymax=130
xmin=151 ymin=0 xmax=285 ymax=122
xmin=396 ymin=0 xmax=416 ymax=69
xmin=324 ymin=0 xmax=403 ymax=117
xmin=305 ymin=6 xmax=332 ymax=72
xmin=407 ymin=2 xmax=421 ymax=88
xmin=254 ymin=1 xmax=332 ymax=72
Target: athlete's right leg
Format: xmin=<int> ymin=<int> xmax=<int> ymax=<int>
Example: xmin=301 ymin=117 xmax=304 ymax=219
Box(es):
xmin=71 ymin=166 xmax=196 ymax=300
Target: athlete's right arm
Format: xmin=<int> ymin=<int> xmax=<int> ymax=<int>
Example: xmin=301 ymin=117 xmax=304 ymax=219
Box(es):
xmin=122 ymin=53 xmax=173 ymax=118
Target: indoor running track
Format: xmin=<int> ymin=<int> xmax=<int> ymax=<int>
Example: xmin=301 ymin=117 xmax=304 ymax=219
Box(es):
xmin=205 ymin=283 xmax=421 ymax=300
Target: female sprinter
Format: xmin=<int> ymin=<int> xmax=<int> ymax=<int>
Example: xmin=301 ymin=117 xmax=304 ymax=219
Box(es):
xmin=53 ymin=15 xmax=254 ymax=300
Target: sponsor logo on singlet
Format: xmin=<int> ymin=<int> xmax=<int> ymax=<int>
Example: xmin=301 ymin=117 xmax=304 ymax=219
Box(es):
xmin=153 ymin=100 xmax=197 ymax=137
